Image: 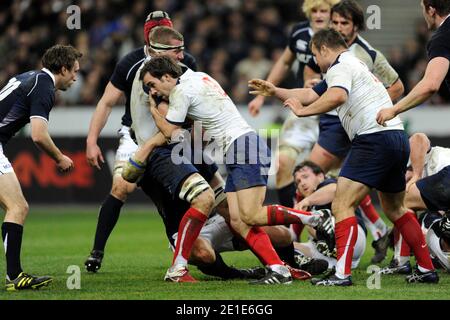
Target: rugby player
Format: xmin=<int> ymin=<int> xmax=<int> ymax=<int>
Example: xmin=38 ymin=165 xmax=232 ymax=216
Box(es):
xmin=84 ymin=11 xmax=197 ymax=272
xmin=377 ymin=0 xmax=450 ymax=125
xmin=249 ymin=29 xmax=438 ymax=285
xmin=0 ymin=45 xmax=81 ymax=290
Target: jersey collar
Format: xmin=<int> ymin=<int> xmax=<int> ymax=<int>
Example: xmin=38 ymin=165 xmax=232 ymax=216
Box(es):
xmin=42 ymin=68 xmax=56 ymax=86
xmin=439 ymin=14 xmax=450 ymax=27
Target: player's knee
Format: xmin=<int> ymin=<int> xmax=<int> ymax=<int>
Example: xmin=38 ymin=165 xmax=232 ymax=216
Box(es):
xmin=8 ymin=200 xmax=29 ymax=221
xmin=111 ymin=178 xmax=134 ymax=201
xmin=240 ymin=210 xmax=259 ymax=226
xmin=276 ymin=153 xmax=295 ymax=185
xmin=191 ymin=188 xmax=215 ymax=215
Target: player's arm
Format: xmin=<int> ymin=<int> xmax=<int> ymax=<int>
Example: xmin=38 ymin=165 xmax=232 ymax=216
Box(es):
xmin=30 ymin=118 xmax=73 ymax=172
xmin=407 ymin=133 xmax=431 ymax=189
xmin=372 ymin=49 xmax=405 ymax=101
xmin=149 ymin=104 xmax=182 ymax=140
xmin=248 ymin=79 xmax=319 ymax=106
xmin=248 ymin=47 xmax=295 ymax=116
xmin=86 ymin=82 xmax=123 ymax=169
xmin=377 ymin=57 xmax=450 ymax=125
xmin=284 ymin=87 xmax=347 ymax=117
xmin=386 ymin=78 xmax=404 ymax=102
xmin=296 ymin=183 xmax=337 ymax=211
xmin=303 ymin=63 xmax=322 ymax=88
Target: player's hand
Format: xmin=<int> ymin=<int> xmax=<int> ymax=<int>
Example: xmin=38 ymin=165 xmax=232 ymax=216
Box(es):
xmin=283 ymin=97 xmax=305 ymax=116
xmin=376 ymin=107 xmax=397 ymax=126
xmin=121 ymin=155 xmax=146 ymax=183
xmin=304 ymin=78 xmax=321 ymax=88
xmin=56 ymin=154 xmax=74 ymax=173
xmin=248 ymin=79 xmax=275 ymax=96
xmin=295 ymin=198 xmax=310 ymax=211
xmin=247 ymin=95 xmax=265 ymax=117
xmin=86 ymin=143 xmax=104 ymax=170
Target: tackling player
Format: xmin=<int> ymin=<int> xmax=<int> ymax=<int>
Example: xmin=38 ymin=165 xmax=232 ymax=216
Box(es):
xmin=0 ymin=45 xmax=81 ymax=290
xmin=84 ymin=11 xmax=197 ymax=272
xmin=139 ymin=55 xmax=333 ymax=285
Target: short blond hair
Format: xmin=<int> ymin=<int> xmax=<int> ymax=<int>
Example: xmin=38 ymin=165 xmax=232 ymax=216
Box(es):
xmin=302 ymin=0 xmax=341 ymax=19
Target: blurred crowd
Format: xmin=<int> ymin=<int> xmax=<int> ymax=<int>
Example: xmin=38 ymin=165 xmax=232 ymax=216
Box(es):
xmin=0 ymin=0 xmax=448 ymax=107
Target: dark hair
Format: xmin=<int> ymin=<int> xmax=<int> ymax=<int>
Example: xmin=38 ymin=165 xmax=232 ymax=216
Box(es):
xmin=310 ymin=28 xmax=348 ymax=51
xmin=331 ymin=0 xmax=365 ymax=31
xmin=139 ymin=55 xmax=183 ymax=81
xmin=41 ymin=44 xmax=82 ymax=74
xmin=423 ymin=0 xmax=450 ymax=16
xmin=293 ymin=161 xmax=325 ymax=176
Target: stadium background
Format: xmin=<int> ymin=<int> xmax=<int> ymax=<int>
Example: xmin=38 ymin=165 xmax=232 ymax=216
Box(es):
xmin=1 ymin=0 xmax=449 ymax=205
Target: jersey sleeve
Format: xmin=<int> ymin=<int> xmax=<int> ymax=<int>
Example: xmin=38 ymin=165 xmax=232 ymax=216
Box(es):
xmin=428 ymin=35 xmax=450 ymax=62
xmin=372 ymin=49 xmax=399 ymax=88
xmin=312 ymin=80 xmax=328 ymax=96
xmin=165 ymin=87 xmax=190 ymax=125
xmin=326 ymin=63 xmax=352 ymax=94
xmin=110 ymin=56 xmax=129 ymax=91
xmin=29 ymin=77 xmax=54 ymax=121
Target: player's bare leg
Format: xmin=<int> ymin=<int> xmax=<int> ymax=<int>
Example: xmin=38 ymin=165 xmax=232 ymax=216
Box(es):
xmin=0 ymin=172 xmax=52 ymax=291
xmin=379 ymin=191 xmax=438 ymax=283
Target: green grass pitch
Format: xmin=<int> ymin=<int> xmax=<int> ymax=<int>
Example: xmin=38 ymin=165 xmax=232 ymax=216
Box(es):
xmin=1 ymin=208 xmax=449 ymax=300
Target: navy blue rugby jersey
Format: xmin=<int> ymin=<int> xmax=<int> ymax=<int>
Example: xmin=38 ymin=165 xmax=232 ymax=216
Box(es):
xmin=0 ymin=69 xmax=55 ymax=144
xmin=110 ymin=46 xmax=197 ymax=127
xmin=427 ymin=16 xmax=450 ymax=92
xmin=288 ymin=21 xmax=315 ymax=88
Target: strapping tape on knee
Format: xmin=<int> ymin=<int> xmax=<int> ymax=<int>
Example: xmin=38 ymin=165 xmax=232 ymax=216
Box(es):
xmin=179 ymin=175 xmax=210 ymax=203
xmin=213 ymin=184 xmax=226 ymax=208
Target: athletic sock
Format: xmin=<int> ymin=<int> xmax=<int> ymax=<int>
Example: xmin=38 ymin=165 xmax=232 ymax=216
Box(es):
xmin=93 ymin=194 xmax=124 ymax=252
xmin=393 ymin=226 xmax=410 ymax=265
xmin=394 ymin=211 xmax=434 ymax=272
xmin=335 ymin=216 xmax=358 ymax=279
xmin=197 ymin=252 xmax=243 ymax=279
xmin=277 ymin=182 xmax=296 ymax=208
xmin=245 ymin=226 xmax=283 ymax=266
xmin=172 ymin=207 xmax=208 ymax=266
xmin=275 ymin=243 xmax=298 ymax=267
xmin=2 ymin=222 xmax=24 ymax=280
xmin=267 ymin=204 xmax=319 ymax=226
xmin=359 ymin=195 xmax=387 ymax=240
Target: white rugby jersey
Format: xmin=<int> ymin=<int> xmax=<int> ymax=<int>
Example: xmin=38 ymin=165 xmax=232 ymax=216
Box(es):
xmin=165 ymin=69 xmax=254 ymax=152
xmin=324 ymin=51 xmax=403 ymax=140
xmin=422 ymin=146 xmax=450 ymax=177
xmin=130 ymin=58 xmax=159 ymax=146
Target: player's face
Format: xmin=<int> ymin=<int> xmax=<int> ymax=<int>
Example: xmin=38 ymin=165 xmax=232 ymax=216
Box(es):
xmin=331 ymin=12 xmax=357 ymax=44
xmin=59 ymin=60 xmax=80 ymax=91
xmin=311 ymin=44 xmax=330 ymax=73
xmin=310 ymin=5 xmax=331 ymax=31
xmin=143 ymin=72 xmax=176 ymax=99
xmin=158 ymin=39 xmax=184 ymax=61
xmin=294 ymin=167 xmax=322 ymax=197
